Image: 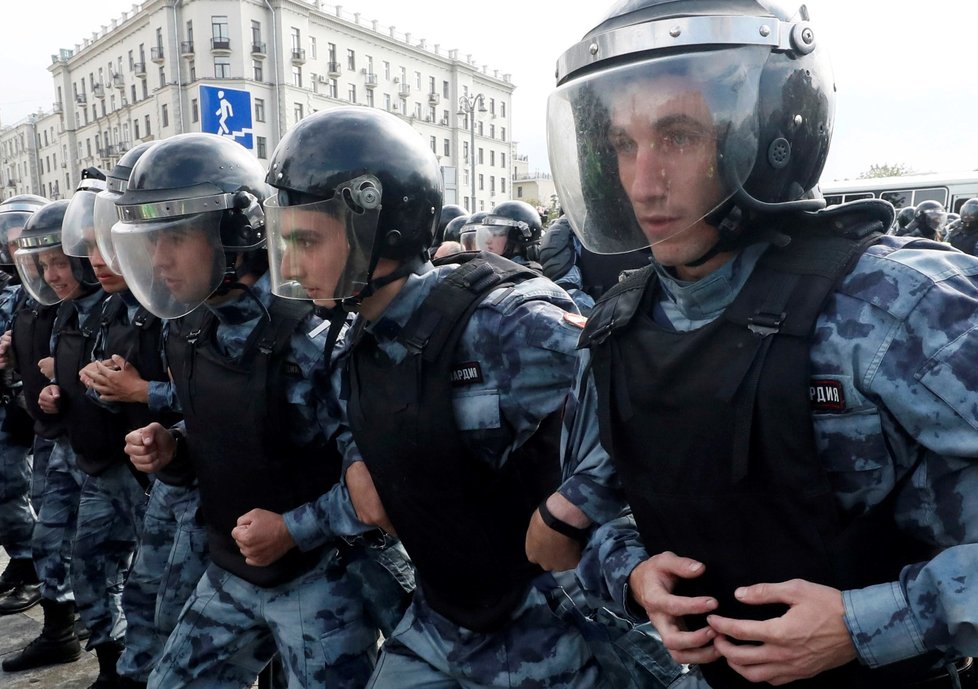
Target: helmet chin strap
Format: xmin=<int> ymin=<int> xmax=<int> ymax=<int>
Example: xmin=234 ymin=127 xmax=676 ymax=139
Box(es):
xmin=339 ymin=253 xmax=427 ymax=313
xmin=682 ymin=186 xmax=825 ymax=268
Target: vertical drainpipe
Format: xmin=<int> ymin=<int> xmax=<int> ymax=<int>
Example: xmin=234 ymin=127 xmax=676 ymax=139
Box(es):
xmin=263 ymin=0 xmax=282 ymax=143
xmin=170 ymin=0 xmax=185 ymax=133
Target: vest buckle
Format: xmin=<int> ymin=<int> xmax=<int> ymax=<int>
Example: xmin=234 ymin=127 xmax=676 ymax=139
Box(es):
xmin=747 ymin=312 xmax=785 ymax=337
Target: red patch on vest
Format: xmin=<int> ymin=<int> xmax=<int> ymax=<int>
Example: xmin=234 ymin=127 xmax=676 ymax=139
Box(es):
xmin=809 ymin=379 xmax=846 ymax=412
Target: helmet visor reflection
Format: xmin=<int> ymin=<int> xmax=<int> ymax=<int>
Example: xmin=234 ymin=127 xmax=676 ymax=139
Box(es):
xmin=61 ymin=190 xmax=99 ymax=258
xmin=14 ymin=246 xmax=79 ymax=306
xmin=547 ymin=47 xmax=766 ymax=254
xmin=93 ymin=190 xmax=124 ymax=275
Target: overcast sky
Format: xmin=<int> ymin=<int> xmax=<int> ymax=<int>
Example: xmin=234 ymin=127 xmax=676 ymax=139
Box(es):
xmin=3 ymin=1 xmax=977 ymax=183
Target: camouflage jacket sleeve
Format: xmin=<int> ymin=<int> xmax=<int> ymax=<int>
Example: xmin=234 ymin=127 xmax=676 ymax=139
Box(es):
xmin=556 ymin=348 xmax=628 ymax=524
xmin=577 ymin=510 xmax=650 ymax=621
xmin=814 ymin=238 xmax=978 ymax=665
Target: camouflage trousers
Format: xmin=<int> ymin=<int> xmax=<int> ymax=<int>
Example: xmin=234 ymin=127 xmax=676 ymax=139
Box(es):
xmin=148 ymin=545 xmax=383 ymax=689
xmin=70 ymin=462 xmax=148 ymax=649
xmin=366 ymin=575 xmax=605 ymax=689
xmin=32 ymin=436 xmax=83 ymax=603
xmin=29 ymin=437 xmax=54 ymax=508
xmin=118 ymin=481 xmax=209 ymax=683
xmin=0 ymin=412 xmax=33 ymax=560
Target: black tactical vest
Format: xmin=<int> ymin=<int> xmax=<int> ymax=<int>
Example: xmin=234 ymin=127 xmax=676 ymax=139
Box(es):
xmin=54 ymin=290 xmax=130 ymax=476
xmin=583 ymin=219 xmax=941 ymax=689
xmin=348 ymin=253 xmax=562 ymax=632
xmin=166 ymin=295 xmax=341 ymax=588
xmin=10 ymin=294 xmax=65 ymax=439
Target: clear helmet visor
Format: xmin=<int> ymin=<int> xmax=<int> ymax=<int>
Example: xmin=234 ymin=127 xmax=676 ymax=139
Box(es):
xmin=14 ymin=246 xmax=82 ymax=305
xmin=93 ymin=189 xmax=124 ymax=274
xmin=460 ymin=224 xmax=510 ymax=256
xmin=265 ymin=175 xmax=382 ymax=306
xmin=547 ymin=47 xmax=766 ymax=254
xmin=0 ymin=212 xmax=32 ymax=265
xmin=112 ymin=212 xmax=227 ymax=319
xmin=62 ymin=190 xmax=99 ymax=258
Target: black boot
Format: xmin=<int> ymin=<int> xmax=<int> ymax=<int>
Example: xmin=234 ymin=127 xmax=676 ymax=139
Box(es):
xmin=1 ymin=598 xmax=82 ymax=672
xmin=0 ymin=558 xmax=41 ymax=614
xmin=88 ymin=641 xmax=124 ymax=689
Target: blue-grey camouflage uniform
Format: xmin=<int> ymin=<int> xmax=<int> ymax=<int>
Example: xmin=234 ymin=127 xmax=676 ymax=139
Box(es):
xmin=32 ymin=288 xmax=105 ymax=605
xmin=339 ymin=262 xmax=605 ymax=689
xmin=563 ymin=236 xmax=978 ymax=670
xmin=0 ymin=282 xmax=34 ymax=562
xmin=555 ymin=264 xmax=597 ymax=316
xmin=150 ymin=274 xmax=411 ymax=689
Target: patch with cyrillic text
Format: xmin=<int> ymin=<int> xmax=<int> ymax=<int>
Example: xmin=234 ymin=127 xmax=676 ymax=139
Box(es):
xmin=451 ymin=361 xmax=484 ymax=387
xmin=809 ymin=379 xmax=846 ymax=412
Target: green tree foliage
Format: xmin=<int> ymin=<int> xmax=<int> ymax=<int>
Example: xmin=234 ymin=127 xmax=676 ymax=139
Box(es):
xmin=858 ymin=162 xmax=916 ymax=179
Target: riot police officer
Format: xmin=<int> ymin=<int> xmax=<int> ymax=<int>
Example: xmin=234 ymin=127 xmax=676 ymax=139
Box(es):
xmin=118 ymin=132 xmax=407 ymax=689
xmin=434 ymin=203 xmax=466 ymax=247
xmin=263 ymin=107 xmax=603 ymax=688
xmin=0 ymin=194 xmax=47 ymax=615
xmin=530 ymin=1 xmax=978 ymax=687
xmin=947 ymin=198 xmax=978 ymax=255
xmin=894 ymin=200 xmax=948 ymax=241
xmin=458 ymin=200 xmax=545 ymax=270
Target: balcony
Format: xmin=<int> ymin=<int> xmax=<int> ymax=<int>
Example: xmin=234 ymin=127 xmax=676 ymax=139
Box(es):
xmin=133 ymin=61 xmax=146 ymax=77
xmin=364 ymin=73 xmax=378 ymax=88
xmin=75 ymin=92 xmax=87 ymax=105
xmin=327 ymin=61 xmax=341 ymax=77
xmin=92 ymin=83 xmax=105 ymax=99
xmin=428 ymin=92 xmax=440 ymax=106
xmin=398 ymin=84 xmax=411 ymax=98
xmin=251 ymin=42 xmax=266 ymax=56
xmin=151 ymin=46 xmax=164 ymax=63
xmin=113 ymin=73 xmax=125 ymax=89
xmin=180 ymin=41 xmax=194 ymax=56
xmin=290 ymin=48 xmax=305 ymax=65
xmin=210 ymin=37 xmax=231 ymax=53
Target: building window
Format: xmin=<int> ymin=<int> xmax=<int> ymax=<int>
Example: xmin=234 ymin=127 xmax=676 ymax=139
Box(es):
xmin=490 ymin=150 xmax=495 ymax=166
xmin=479 ymin=174 xmax=484 ymax=191
xmin=128 ymin=50 xmax=134 ymax=70
xmin=489 ymin=124 xmax=495 ymax=139
xmin=414 ymin=71 xmax=421 ymax=90
xmin=131 ymin=84 xmax=136 ymax=103
xmin=189 ymin=60 xmax=196 ymax=82
xmin=158 ymin=66 xmax=166 ymax=88
xmin=144 ymin=115 xmax=152 ymax=136
xmin=384 ymin=61 xmax=390 ymax=80
xmin=430 ymin=136 xmax=437 ymax=154
xmin=294 ymin=103 xmax=304 ymax=122
xmin=215 ymin=59 xmax=230 ymax=79
xmin=500 ymin=127 xmax=506 ymax=142
xmin=490 ymin=177 xmax=495 ymax=193
xmin=347 ymin=49 xmax=356 ymax=71
xmin=253 ymin=60 xmax=262 ymax=82
xmin=443 ymin=138 xmax=450 ymax=157
xmin=292 ymin=65 xmax=302 ymax=87
xmin=328 ymin=43 xmax=337 ymax=63
xmin=252 ymin=20 xmax=261 ymax=47
xmin=328 ymin=78 xmax=338 ymax=99
xmin=290 ymin=27 xmax=300 ymax=54
xmin=212 ymin=16 xmax=229 ymax=42
xmin=501 ymin=102 xmax=506 ymax=117
xmin=347 ymin=84 xmax=356 ymax=103
xmin=501 ymin=152 xmax=506 ymax=168
xmin=365 ymin=89 xmax=374 ymax=108
xmin=162 ymin=104 xmax=169 ymax=127
xmin=191 ymin=98 xmax=199 ymax=122
xmin=478 ymin=121 xmax=483 ymax=136
xmin=501 ymin=178 xmax=506 ymax=193
xmin=478 ymin=148 xmax=484 ymax=164
xmin=254 ymin=98 xmax=265 ymax=123
xmin=384 ymin=93 xmax=391 ymax=111
xmin=132 ymin=121 xmax=139 ymax=140
xmin=428 ymin=76 xmax=436 ymax=94
xmin=442 ymin=80 xmax=449 ymax=98
xmin=257 ymin=136 xmax=267 ymax=159
xmin=517 ymin=186 xmax=523 ymax=198
xmin=310 ymin=37 xmax=317 ymax=59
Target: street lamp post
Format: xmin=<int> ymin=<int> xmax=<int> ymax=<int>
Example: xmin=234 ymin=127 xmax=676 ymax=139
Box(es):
xmin=457 ymin=93 xmax=486 ymax=213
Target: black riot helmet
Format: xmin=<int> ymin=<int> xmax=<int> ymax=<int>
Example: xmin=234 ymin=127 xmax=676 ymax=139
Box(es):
xmin=548 ymin=0 xmax=834 ymax=258
xmin=459 ymin=211 xmax=490 ymax=251
xmin=895 ymin=205 xmax=916 ymax=231
xmin=61 ymin=167 xmax=107 ymax=260
xmin=111 ymin=133 xmax=271 ymax=319
xmin=539 ymin=216 xmax=578 ymax=282
xmin=957 ymin=199 xmax=978 ymax=231
xmin=92 ymin=142 xmax=157 ymax=275
xmin=0 ymin=194 xmax=48 ymax=266
xmin=264 ymin=107 xmax=443 ymax=307
xmin=896 ymin=200 xmax=947 ymax=241
xmin=14 ymin=200 xmax=97 ymax=305
xmin=442 ymin=214 xmax=469 ymax=244
xmin=462 ymin=200 xmax=545 ymax=260
xmin=435 ymin=204 xmax=467 ymax=245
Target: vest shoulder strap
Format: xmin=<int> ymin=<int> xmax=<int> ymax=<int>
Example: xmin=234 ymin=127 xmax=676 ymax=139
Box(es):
xmin=398 ymin=252 xmax=539 ymax=363
xmin=240 ymin=296 xmax=312 ymax=367
xmin=580 ymin=264 xmax=655 ymax=348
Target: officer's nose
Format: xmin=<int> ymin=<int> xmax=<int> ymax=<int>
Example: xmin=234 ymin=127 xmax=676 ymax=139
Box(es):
xmin=628 ymin=142 xmax=671 ymax=206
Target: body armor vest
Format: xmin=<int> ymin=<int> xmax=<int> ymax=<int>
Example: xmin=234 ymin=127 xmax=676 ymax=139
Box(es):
xmin=9 ymin=293 xmax=64 ymax=439
xmin=583 ymin=217 xmax=941 ymax=689
xmin=348 ymin=253 xmax=562 ymax=632
xmin=166 ymin=295 xmax=341 ymax=588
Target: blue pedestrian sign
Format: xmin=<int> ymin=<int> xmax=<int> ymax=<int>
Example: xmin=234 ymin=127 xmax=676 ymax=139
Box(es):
xmin=199 ymin=85 xmax=253 ymax=149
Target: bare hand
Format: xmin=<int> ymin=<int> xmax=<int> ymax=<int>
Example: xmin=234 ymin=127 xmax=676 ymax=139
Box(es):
xmin=0 ymin=330 xmax=13 ymax=369
xmin=231 ymin=509 xmax=295 ymax=566
xmin=629 ymin=552 xmax=720 ymax=665
xmin=708 ymin=579 xmax=857 ymax=685
xmin=37 ymin=356 xmax=54 ymax=381
xmin=525 ymin=493 xmax=587 ymax=571
xmin=344 ymin=460 xmax=396 ymax=535
xmin=125 ymin=422 xmax=176 ymax=473
xmin=83 ymin=355 xmax=149 ymax=403
xmin=38 ymin=384 xmax=61 ymax=414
